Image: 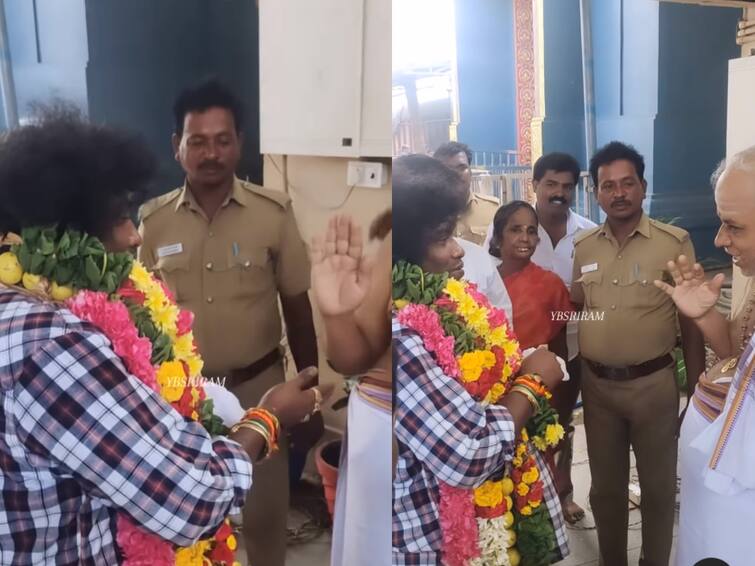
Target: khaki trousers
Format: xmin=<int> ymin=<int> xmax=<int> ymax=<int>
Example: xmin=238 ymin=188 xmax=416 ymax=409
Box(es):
xmin=230 ymin=360 xmax=289 ymax=566
xmin=581 ymin=361 xmax=678 ymax=566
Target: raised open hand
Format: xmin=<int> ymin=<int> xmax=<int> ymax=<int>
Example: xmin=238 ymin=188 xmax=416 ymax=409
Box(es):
xmin=653 ymin=255 xmax=725 ymax=319
xmin=310 ymin=214 xmax=372 ymax=317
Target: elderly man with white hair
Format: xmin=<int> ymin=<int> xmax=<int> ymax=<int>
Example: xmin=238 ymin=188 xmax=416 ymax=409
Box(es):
xmin=654 ymin=145 xmax=755 ymax=566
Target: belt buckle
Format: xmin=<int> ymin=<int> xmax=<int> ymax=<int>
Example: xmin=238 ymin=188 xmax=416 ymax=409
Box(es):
xmin=612 ymin=366 xmax=632 ymax=380
xmin=590 ymin=360 xmax=629 ymax=380
xmin=590 ymin=360 xmax=612 ymax=379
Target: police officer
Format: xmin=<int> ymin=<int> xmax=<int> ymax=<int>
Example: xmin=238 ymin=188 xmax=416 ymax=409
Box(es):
xmin=139 ymin=79 xmax=319 ymax=566
xmin=433 ymin=141 xmax=500 ymax=245
xmin=571 ymin=141 xmax=704 ymax=566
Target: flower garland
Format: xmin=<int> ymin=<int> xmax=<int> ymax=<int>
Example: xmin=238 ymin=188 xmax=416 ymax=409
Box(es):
xmin=0 ymin=227 xmax=239 ymax=566
xmin=393 ymin=261 xmax=564 ymax=566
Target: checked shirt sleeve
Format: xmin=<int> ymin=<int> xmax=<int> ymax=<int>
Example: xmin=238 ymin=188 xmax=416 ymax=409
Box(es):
xmin=394 ymin=326 xmax=517 ymax=489
xmin=12 ymin=329 xmax=253 ymax=547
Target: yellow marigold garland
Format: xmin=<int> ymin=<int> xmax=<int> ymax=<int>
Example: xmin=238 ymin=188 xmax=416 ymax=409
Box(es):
xmin=394 ymin=262 xmax=565 ymax=566
xmin=128 ymin=261 xmax=236 ymax=565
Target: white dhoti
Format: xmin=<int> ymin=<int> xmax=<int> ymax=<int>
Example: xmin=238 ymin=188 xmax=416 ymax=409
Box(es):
xmin=677 ymin=341 xmax=755 ymax=566
xmin=330 ymin=386 xmax=392 ymax=566
xmin=676 ymin=404 xmax=755 ymax=566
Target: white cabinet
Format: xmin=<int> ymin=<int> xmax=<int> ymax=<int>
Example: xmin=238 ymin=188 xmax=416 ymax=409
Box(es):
xmin=727 ymin=55 xmax=755 ymax=156
xmin=726 ymin=55 xmax=755 ymax=306
xmin=259 ymin=0 xmax=391 ymax=157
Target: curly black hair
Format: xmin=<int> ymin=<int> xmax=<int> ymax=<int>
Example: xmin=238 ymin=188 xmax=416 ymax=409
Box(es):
xmin=393 ymin=154 xmax=467 ymax=265
xmin=589 ymin=141 xmax=645 ymax=187
xmin=173 ymin=78 xmax=244 ymax=136
xmin=0 ymin=105 xmax=156 ymax=239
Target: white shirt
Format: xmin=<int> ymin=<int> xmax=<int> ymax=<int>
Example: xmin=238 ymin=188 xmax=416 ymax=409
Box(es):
xmin=482 ymin=209 xmax=597 ymax=359
xmin=457 ymin=238 xmax=513 ymax=324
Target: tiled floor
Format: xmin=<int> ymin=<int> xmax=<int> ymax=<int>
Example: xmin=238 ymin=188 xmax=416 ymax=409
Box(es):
xmin=286 ymin=522 xmax=332 ymax=566
xmin=236 ymin=438 xmax=335 ymax=566
xmin=236 ymin=523 xmax=331 ymax=566
xmin=240 ymin=414 xmax=681 ymax=565
xmin=554 ymin=412 xmax=679 ymax=566
xmin=234 ymin=498 xmax=333 ymax=566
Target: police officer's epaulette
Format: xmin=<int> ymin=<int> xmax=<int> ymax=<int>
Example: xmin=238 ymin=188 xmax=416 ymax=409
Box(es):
xmin=573 ymin=226 xmax=601 ymax=246
xmin=473 ymin=193 xmax=501 ymax=205
xmin=241 ymin=181 xmax=291 ymax=209
xmin=138 ymin=188 xmax=182 ymax=222
xmin=649 ymin=218 xmax=689 ymax=243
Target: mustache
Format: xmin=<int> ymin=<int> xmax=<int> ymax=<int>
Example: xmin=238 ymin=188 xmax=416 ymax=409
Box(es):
xmin=549 ymin=196 xmax=567 ymax=204
xmin=199 ymin=161 xmax=223 ymax=169
xmin=611 ymin=199 xmax=630 ymax=207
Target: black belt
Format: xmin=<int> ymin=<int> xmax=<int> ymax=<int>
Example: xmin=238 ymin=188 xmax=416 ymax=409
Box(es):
xmin=229 ymin=347 xmax=283 ymax=386
xmin=584 ymin=353 xmax=674 ymax=381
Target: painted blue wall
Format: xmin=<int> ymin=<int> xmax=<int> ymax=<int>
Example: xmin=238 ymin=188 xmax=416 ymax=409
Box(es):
xmin=85 ymin=0 xmax=263 ymax=193
xmin=590 ymin=0 xmax=658 ymax=209
xmin=454 ymin=0 xmax=517 ymax=154
xmin=540 ymin=0 xmax=586 ymax=167
xmin=537 ymin=0 xmax=735 ymax=264
xmin=85 ymin=0 xmax=210 ymax=193
xmin=653 ymin=2 xmax=739 ymax=263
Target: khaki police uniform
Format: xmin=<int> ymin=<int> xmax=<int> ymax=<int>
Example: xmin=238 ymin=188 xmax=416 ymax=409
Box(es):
xmin=571 ymin=213 xmax=694 ymax=566
xmin=138 ymin=177 xmax=311 ymax=566
xmin=457 ymin=192 xmax=500 ymax=246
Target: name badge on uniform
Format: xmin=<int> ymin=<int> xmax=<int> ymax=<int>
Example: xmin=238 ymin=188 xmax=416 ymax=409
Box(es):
xmin=581 ymin=262 xmax=598 ymax=274
xmin=157 ymin=243 xmax=183 ymax=258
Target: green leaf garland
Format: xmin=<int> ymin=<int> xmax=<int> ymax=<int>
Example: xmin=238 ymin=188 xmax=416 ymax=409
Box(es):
xmin=12 ymin=224 xmax=133 ymax=294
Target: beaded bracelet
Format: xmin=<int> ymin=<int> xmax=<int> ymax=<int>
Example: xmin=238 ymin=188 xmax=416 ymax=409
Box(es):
xmin=231 ymin=408 xmax=281 ymax=460
xmin=529 ymin=373 xmax=544 ymax=385
xmin=516 ymin=380 xmax=548 ymax=399
xmin=515 ymin=379 xmax=547 ymax=399
xmin=515 ymin=373 xmax=547 ymax=390
xmin=243 ymin=408 xmax=280 ymax=444
xmin=232 ymin=421 xmax=273 ymax=459
xmin=247 ymin=414 xmax=279 ymax=444
xmin=243 ymin=408 xmax=280 ymax=437
xmin=514 ymin=374 xmax=551 ymax=399
xmin=510 ymin=384 xmax=540 ymax=413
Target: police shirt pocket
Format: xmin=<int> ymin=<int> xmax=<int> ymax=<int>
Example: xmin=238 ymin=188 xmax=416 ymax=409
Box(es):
xmin=154 ymin=252 xmax=190 ymax=301
xmin=155 ymin=251 xmax=191 ymax=300
xmin=227 ymin=247 xmax=273 ymax=297
xmin=619 ymin=270 xmax=667 ymax=310
xmin=577 ymin=271 xmax=604 ymax=307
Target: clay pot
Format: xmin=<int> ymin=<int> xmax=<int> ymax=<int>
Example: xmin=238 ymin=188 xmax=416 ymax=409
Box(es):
xmin=315 ymin=439 xmax=341 ymax=518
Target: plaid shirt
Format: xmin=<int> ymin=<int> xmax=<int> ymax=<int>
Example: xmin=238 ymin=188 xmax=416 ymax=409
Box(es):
xmin=393 ymin=317 xmax=569 ymax=565
xmin=0 ymin=290 xmax=252 ymax=565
